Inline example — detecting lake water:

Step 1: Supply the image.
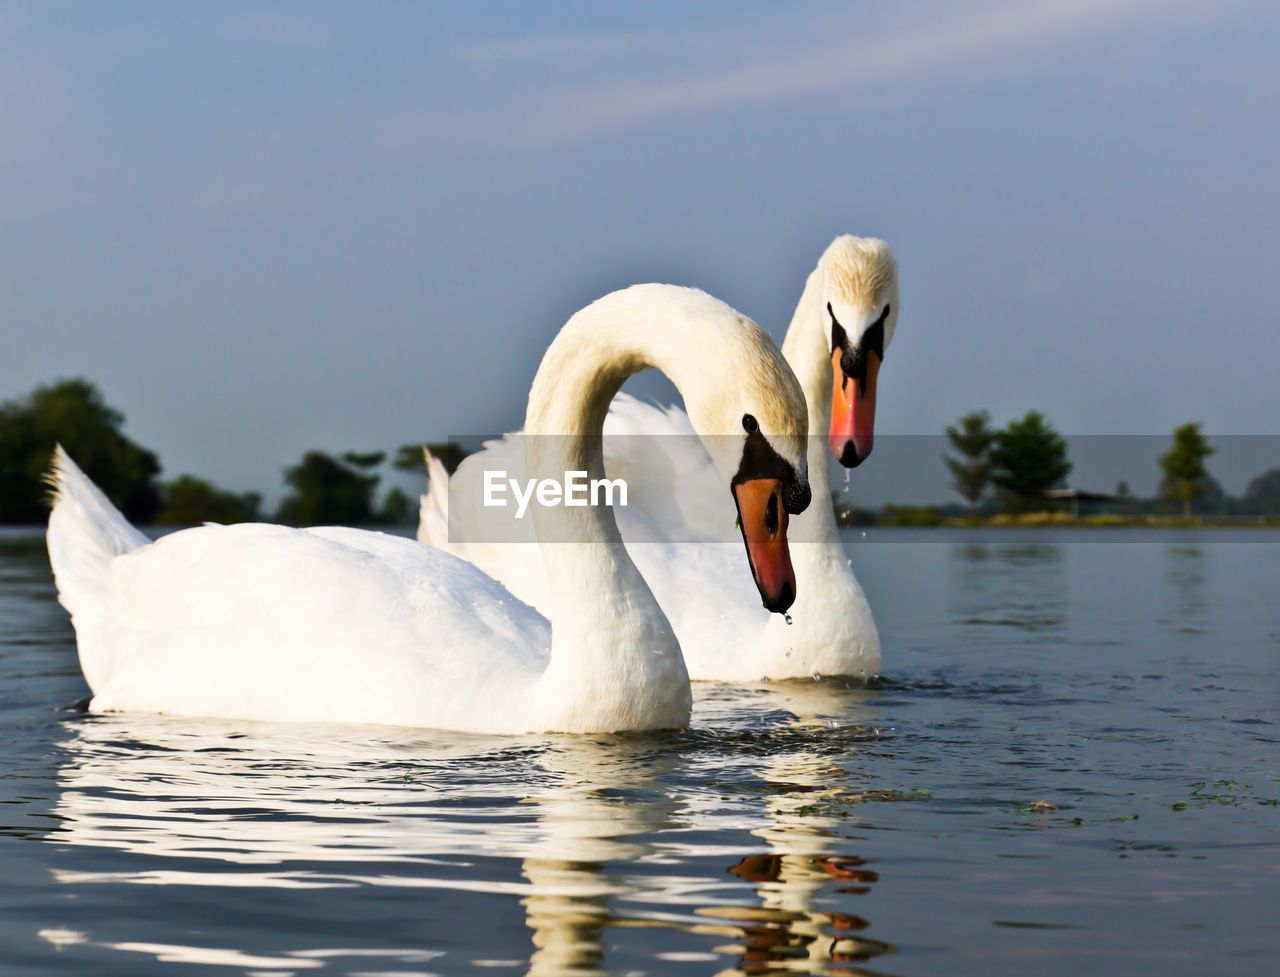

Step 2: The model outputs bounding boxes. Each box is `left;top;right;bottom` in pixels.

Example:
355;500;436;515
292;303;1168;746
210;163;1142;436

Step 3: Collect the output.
2;525;1278;976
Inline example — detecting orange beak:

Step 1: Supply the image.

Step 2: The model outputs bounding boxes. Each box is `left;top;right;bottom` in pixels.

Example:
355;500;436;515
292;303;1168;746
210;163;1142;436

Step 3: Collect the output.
829;347;879;468
733;478;796;614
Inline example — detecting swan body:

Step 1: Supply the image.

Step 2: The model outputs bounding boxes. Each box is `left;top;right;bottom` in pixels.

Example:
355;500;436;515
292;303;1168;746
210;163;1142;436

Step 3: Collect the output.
420;237;898;682
47;284;810;733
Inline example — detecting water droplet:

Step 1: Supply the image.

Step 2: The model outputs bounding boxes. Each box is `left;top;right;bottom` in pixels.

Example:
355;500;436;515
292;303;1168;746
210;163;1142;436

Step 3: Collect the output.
783;613;793;625
812;672;822;682
760;675;771;683
825;719;840;730
651;648;665;656
843;468;851;488
785;650;792;658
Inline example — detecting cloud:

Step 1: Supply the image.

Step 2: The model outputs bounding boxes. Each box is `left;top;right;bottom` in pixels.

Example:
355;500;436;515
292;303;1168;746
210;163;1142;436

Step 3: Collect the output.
475;0;1217;144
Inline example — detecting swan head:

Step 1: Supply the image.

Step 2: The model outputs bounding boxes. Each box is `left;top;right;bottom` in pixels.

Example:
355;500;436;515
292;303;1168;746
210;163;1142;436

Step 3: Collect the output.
674;301;811;614
731;412;811;614
820;236;899;468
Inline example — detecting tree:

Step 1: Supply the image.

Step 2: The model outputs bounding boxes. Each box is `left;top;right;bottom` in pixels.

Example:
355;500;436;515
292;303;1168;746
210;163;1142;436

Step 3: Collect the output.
0;378;161;523
394;441;469;477
1243;468;1280;515
277;451;380;526
156;475;261;526
1159;422;1216;519
343;450;386;470
943;410;996;518
989;411;1072;512
378;485;413;525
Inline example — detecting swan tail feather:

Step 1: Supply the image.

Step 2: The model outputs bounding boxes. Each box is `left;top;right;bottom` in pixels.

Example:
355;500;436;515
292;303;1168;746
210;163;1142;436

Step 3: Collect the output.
417;446;450;548
46;445;148;621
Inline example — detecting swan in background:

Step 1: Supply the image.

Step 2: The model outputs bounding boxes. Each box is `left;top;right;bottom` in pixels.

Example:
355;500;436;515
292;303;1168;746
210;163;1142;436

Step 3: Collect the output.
420;237;898;682
46;284;811;733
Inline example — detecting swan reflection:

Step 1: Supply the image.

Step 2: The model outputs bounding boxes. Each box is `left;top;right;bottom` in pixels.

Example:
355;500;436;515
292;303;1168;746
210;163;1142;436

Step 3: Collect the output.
696;682;896;974
46;683;894;974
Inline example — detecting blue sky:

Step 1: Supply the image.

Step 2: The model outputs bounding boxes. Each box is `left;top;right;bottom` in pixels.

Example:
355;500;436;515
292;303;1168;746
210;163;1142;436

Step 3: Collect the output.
2;1;1277;503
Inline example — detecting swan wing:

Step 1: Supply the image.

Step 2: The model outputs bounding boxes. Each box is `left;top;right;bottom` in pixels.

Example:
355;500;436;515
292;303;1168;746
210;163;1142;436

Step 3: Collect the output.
66;519;550;731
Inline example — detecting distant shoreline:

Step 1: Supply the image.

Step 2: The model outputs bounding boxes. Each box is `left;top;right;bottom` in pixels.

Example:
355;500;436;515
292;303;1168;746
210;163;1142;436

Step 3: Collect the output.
836;511;1280;530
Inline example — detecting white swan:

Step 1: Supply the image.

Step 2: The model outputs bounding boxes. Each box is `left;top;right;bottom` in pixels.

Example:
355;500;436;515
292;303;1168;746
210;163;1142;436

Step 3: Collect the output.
420;237;898;682
46;284;810;733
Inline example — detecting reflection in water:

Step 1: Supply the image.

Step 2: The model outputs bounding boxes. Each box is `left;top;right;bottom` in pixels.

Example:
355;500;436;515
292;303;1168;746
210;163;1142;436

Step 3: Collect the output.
43;690;896;975
709;769;894;973
521;739;678;977
950;541;1066;637
699;684;896;975
50;718;520;874
0;528;69;648
1162;544;1207;634
47;717;674;972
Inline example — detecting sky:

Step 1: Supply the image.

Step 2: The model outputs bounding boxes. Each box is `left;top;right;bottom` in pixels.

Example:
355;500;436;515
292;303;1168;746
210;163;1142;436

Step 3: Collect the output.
2;1;1278;505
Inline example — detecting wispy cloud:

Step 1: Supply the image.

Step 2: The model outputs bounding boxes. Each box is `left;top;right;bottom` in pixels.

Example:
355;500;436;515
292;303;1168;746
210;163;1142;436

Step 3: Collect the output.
473;0;1219;144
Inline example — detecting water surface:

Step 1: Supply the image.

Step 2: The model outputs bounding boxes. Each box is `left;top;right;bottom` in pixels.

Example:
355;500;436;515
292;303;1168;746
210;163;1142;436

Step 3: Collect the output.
2;526;1277;975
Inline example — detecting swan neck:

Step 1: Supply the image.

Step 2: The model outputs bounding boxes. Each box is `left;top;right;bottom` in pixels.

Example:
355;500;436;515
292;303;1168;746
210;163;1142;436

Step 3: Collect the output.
781;270;840;544
523;313;696;549
781;268;833;450
523;290;712;729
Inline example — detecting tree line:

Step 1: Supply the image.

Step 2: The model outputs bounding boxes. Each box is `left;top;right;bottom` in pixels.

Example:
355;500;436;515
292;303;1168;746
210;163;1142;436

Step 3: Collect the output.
0;379;441;527
2;379;1276;528
941;410;1279;520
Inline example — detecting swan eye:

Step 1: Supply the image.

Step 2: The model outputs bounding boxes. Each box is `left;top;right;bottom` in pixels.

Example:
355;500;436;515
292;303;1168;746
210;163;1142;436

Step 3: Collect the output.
742;414;758;434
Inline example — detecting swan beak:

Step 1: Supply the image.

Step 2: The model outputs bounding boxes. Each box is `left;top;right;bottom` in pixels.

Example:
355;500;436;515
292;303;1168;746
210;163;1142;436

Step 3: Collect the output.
733;478;796;614
829;347;879;468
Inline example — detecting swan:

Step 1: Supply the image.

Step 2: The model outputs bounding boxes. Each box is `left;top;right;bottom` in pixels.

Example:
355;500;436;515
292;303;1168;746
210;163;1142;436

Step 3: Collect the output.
45;284;811;734
419;237;898;682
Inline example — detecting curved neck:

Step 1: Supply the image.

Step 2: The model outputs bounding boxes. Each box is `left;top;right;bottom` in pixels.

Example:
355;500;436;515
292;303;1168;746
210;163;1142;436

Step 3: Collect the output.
524;286;749;729
525;287;741;555
525;315;668;657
